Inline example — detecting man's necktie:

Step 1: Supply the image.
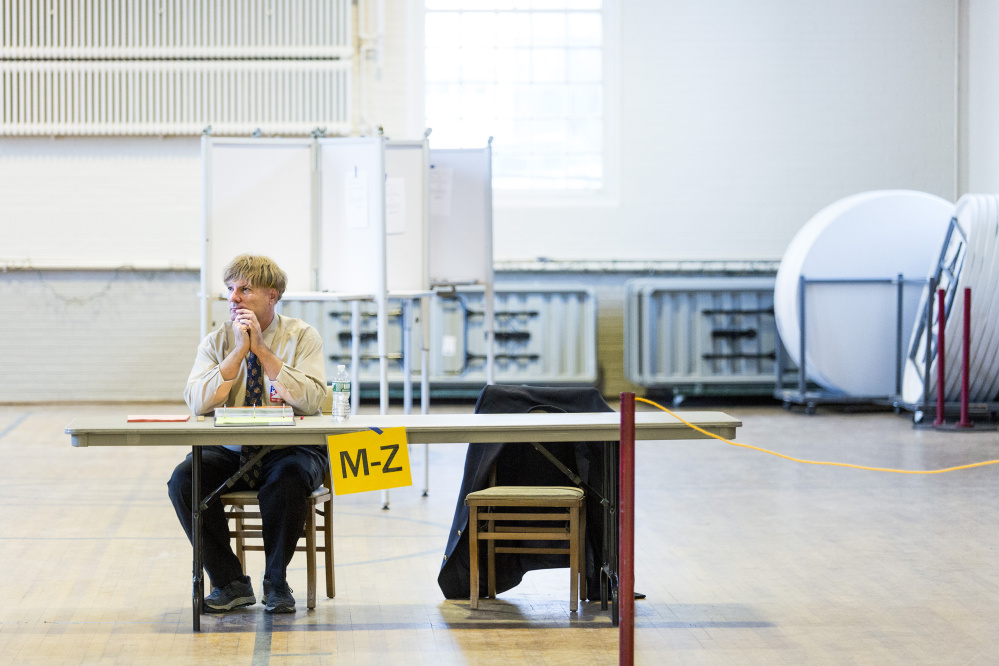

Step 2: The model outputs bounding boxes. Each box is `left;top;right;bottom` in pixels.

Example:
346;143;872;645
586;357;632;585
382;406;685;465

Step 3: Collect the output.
239;351;265;488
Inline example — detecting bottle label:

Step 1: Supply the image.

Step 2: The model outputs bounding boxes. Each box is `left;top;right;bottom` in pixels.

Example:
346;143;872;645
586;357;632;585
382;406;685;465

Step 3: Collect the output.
333;381;351;393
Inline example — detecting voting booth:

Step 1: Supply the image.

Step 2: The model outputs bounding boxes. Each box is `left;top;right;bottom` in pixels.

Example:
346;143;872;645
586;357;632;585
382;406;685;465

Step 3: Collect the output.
201;135;496;403
201;135;391;413
429;146;496;384
201;134;495;502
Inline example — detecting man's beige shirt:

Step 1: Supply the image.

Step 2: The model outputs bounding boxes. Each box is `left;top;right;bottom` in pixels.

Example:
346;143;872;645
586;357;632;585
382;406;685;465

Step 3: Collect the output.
184;314;327;417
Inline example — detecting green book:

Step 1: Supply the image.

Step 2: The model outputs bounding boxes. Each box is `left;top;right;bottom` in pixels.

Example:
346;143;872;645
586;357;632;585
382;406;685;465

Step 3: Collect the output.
213;407;296;427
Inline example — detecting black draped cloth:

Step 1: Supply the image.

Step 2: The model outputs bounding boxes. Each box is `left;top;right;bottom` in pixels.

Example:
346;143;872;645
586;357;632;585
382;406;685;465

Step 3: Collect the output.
437;384;613;600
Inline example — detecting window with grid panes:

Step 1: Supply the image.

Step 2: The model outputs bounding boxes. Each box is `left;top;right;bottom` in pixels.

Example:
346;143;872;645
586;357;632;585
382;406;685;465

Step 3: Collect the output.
425;1;605;192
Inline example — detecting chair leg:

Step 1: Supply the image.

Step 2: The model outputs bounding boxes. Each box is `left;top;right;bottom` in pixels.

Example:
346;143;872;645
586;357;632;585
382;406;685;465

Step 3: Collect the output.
233;507;246;574
469;506;479;610
323;497;335;598
487;513;496;599
306;502;317;609
579;501;587;602
569;506;579;612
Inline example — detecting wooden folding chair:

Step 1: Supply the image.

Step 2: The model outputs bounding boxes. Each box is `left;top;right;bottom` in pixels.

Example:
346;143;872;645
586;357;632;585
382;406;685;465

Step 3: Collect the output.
465;483;586;612
220;388;335;608
221;469;335;608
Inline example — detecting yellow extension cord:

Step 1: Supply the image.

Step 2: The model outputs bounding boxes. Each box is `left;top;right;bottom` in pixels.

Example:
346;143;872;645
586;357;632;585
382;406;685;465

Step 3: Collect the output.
635;396;999;475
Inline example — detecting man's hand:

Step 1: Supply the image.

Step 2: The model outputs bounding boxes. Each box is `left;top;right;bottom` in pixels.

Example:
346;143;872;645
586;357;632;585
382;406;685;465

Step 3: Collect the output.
232;307;265;353
219;317;249;382
231;307;285;381
270;380;295;404
219;309;256;382
231;311;251;354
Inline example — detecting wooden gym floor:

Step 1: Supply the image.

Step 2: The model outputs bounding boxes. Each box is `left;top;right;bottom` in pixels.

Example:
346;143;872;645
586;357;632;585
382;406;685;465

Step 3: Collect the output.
1;400;998;665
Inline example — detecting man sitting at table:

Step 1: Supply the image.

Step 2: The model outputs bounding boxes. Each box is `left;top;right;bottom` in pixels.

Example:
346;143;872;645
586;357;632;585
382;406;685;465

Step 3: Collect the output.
168;254;328;614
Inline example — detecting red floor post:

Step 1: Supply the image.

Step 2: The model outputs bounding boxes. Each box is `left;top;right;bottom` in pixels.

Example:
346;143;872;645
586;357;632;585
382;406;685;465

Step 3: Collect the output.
958;288;973;428
934;289;946;426
619;392;635;666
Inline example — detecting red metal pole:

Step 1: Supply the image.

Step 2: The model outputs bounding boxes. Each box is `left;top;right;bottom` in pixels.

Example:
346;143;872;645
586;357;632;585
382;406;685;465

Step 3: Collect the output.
619;392;635;666
934;288;946;426
958;288;973;428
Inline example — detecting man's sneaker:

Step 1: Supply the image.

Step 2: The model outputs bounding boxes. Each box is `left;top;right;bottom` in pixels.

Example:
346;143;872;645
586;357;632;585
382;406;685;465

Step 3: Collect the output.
204;576;255;613
262;579;296;614
260;577;282;604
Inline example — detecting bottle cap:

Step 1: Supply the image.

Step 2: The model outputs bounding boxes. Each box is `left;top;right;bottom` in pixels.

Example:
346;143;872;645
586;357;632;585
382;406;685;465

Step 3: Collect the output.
337;364;345;372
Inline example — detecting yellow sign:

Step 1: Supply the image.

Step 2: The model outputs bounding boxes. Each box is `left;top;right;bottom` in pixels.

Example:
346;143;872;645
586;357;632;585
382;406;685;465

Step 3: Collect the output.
327;427;413;495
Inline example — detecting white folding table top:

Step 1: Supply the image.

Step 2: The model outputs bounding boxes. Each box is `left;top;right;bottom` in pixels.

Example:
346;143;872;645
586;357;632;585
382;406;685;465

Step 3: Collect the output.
66;411;741;448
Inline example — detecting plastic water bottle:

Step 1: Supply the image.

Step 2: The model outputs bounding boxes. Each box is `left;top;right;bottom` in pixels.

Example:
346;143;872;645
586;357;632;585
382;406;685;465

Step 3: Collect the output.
331;365;351;422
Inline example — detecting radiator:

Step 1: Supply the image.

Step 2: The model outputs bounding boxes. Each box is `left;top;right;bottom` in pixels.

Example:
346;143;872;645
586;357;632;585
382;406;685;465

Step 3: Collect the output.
1;60;351;135
1;0;350;58
274;286;600;390
1;0;353;136
432;286;599;386
624;277;780;397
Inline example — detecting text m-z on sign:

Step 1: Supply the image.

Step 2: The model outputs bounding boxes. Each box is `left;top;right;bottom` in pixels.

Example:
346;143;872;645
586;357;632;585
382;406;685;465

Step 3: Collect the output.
327;427;412;495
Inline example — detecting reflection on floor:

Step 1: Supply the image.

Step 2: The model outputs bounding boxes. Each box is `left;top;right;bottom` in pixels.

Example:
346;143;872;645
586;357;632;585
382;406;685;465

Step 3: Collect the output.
1;401;998;664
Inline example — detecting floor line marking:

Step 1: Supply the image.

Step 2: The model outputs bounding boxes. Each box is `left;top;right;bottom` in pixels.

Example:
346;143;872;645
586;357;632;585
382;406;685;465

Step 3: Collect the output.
0;413;30;440
251;612;274;666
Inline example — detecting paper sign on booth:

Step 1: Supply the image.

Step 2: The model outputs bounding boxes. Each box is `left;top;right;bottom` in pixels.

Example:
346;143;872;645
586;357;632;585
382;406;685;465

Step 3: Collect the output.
327;427;412;495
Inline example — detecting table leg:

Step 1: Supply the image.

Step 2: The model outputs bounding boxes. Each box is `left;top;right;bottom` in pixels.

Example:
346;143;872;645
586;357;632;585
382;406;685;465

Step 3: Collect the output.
601;436;619;615
192;446;203;632
609;438;621;624
600;440;610;611
619;393;636;665
190;444;275;631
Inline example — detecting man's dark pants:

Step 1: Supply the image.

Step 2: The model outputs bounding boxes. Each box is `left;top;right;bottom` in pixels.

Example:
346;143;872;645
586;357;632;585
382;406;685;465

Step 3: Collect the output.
167;445;327;589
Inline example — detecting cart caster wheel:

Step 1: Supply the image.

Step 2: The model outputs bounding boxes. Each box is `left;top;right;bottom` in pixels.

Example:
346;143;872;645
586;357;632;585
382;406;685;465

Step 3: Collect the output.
913;410;924;424
672;394;685;408
782;401;792;412
805;402;817;415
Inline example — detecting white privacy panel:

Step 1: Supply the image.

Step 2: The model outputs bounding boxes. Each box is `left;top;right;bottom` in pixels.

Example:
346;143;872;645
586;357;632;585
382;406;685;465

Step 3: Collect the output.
385;140;429;293
317;136;386;295
428;146;493;285
204;139;314;297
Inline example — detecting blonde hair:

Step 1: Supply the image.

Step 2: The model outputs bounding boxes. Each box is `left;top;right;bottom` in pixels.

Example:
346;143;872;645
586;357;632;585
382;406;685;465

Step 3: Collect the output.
222;255;288;300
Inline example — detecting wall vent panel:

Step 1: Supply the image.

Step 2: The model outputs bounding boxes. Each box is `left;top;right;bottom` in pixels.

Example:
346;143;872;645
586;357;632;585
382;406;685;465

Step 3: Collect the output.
1;0;351;59
1;60;351;135
624;277;781;398
1;0;353;136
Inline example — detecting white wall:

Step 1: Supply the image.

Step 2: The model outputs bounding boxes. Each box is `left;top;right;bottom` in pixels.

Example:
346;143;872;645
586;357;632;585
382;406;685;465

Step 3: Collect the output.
0;0;962;269
1;0;989;402
0;137;201;268
488;0;960;263
962;0;999;194
0;270;200;402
